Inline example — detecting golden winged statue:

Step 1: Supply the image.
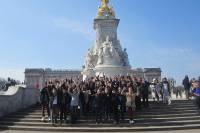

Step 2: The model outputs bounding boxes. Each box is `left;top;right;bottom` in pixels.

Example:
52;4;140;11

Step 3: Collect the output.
101;0;109;6
97;0;115;18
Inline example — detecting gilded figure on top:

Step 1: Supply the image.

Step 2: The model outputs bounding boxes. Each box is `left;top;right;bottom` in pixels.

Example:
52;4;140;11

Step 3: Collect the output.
97;0;115;18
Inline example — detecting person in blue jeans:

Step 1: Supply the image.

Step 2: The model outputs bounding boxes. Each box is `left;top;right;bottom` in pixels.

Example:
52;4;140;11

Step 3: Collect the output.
50;85;58;125
40;83;50;122
192;80;200;112
68;85;80;124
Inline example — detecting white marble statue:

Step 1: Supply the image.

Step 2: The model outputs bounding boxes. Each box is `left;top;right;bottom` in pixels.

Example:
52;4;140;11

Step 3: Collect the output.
102;36;112;58
97;36;112;65
110;41;122;65
85;49;94;69
97;47;103;65
123;48;130;66
96;36;124;66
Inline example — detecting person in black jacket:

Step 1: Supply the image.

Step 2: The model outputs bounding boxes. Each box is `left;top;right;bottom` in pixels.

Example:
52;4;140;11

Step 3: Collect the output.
59;83;71;124
118;86;127;122
104;84;112;122
183;75;191;100
141;80;150;108
111;89;120;124
40;82;50;122
95;88;104;124
135;80;142;111
56;81;64;124
89;77;96;94
50;85;58;125
79;85;86;117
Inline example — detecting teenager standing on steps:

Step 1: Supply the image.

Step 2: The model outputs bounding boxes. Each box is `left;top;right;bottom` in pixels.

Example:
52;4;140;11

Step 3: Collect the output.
104;84;112;122
118;86;127;122
68;84;80;124
51;83;58;125
141;79;150;108
150;79;156;102
40;82;50;122
62;82;71;123
125;84;136;124
161;78;171;105
135;79;142;111
154;79;162;103
111;88;120;124
94;88;104;124
57;81;64;125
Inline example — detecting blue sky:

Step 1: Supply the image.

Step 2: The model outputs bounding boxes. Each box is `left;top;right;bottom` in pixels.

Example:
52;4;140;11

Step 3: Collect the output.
0;0;199;85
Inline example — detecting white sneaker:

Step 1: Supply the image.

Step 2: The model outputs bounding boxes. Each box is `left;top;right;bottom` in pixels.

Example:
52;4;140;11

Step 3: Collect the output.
168;99;171;105
131;120;135;124
129;120;132;124
41;117;45;122
48;117;51;122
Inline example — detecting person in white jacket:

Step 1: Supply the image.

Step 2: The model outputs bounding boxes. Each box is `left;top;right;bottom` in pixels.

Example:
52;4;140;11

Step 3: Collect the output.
150;79;162;103
161;78;171;105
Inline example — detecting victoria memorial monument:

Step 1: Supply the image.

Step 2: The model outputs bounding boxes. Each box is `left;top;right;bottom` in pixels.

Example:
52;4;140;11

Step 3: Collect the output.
82;0;131;78
25;0;161;89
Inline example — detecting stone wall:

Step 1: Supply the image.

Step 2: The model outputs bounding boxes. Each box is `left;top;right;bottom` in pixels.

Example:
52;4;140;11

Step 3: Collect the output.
0;85;38;117
25;68;82;89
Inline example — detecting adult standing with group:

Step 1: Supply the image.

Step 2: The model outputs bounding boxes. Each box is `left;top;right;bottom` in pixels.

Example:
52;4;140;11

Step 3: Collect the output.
183;75;191;100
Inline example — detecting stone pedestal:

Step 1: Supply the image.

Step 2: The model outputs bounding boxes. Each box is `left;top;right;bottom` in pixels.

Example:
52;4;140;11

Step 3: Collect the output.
95;65;131;77
82;68;96;79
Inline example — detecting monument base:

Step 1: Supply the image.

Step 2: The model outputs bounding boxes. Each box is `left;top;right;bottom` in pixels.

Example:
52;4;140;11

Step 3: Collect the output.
95;65;131;77
82;65;131;79
82;68;96;80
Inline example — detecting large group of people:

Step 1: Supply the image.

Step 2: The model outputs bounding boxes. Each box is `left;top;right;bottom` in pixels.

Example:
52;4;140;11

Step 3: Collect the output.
40;76;174;126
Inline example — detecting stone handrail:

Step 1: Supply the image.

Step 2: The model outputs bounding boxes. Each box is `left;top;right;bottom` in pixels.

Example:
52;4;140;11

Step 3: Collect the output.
0;85;39;117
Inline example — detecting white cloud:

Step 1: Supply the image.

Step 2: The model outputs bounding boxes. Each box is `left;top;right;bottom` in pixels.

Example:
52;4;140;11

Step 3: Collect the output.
53;17;95;40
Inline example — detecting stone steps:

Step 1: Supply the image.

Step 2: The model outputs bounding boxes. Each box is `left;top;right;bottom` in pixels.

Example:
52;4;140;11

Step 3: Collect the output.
7;112;200;119
12;106;198;114
16;107;198;114
0;100;200;132
2;115;200;123
8;111;199;120
1;119;200;127
1;124;200;132
11;110;198;117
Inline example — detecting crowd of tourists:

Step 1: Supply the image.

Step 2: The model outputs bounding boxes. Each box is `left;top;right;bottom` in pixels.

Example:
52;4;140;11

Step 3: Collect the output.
40;76;173;126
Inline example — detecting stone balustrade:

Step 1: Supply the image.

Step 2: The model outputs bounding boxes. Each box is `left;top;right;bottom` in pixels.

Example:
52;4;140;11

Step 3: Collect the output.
0;85;38;117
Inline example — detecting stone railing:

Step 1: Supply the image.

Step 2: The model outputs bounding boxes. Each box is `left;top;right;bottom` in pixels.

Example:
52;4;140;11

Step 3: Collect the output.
0;85;39;117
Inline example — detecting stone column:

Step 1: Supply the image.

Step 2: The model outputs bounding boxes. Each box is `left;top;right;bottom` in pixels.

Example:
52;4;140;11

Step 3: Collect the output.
94;19;119;48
